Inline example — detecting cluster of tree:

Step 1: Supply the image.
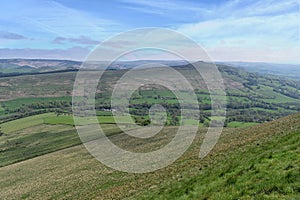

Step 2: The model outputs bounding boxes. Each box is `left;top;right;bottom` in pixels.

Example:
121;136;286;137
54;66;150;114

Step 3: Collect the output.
0;127;3;136
6;101;72;114
226;91;264;99
226;109;292;123
129;103;181;126
284;81;300;90
133;116;151;126
218;65;244;79
1;101;73;123
227;101;277;110
0;109;48;124
273;87;299;99
0;69;78;78
243;75;259;88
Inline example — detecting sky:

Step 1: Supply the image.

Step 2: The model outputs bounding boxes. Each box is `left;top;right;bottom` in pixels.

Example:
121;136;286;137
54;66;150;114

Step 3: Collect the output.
0;0;299;63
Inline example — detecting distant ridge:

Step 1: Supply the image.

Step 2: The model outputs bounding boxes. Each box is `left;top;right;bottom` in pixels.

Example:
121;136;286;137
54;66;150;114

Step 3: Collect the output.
217;61;300;78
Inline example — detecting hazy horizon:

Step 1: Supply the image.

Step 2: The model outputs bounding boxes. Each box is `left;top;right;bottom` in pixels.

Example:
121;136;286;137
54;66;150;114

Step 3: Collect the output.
1;57;300;65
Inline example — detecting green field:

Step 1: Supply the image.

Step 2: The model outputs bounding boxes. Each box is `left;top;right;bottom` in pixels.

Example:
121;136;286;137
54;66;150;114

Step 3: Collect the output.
1;113;53;134
0;65;299;127
258;85;300;103
0;125;79;166
44;115;135;125
0;62;300;199
0;113;137;166
0;113;299;199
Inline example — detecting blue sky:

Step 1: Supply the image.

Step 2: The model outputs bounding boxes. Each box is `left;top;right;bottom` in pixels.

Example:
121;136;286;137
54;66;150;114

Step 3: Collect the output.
0;0;299;63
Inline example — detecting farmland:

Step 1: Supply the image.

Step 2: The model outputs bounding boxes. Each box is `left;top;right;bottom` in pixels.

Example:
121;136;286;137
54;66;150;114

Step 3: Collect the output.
1;0;299;198
0;63;299;127
0;60;299;199
0;113;299;199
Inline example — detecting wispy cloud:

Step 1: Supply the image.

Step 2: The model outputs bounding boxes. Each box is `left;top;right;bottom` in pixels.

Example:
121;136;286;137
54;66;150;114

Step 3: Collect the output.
0;0;298;63
118;0;299;24
177;13;299;44
118;0;211;16
0;31;28;40
174;0;300;63
0;47;90;60
19;1;120;38
53;36;99;45
0;0;122;44
205;46;300;63
239;0;299;16
121;5;165;15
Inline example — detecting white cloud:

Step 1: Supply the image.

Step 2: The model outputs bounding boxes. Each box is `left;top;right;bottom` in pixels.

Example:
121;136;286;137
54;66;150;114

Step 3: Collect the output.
178;13;299;43
1;0;121;40
175;0;300;63
0;47;90;61
26;1;119;37
206;46;300;63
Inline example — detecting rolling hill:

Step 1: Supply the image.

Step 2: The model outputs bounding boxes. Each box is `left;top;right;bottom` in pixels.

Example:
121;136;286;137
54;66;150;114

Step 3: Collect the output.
218;61;300;79
0;59;299;199
0;60;299;127
0;113;299;199
0;59;81;74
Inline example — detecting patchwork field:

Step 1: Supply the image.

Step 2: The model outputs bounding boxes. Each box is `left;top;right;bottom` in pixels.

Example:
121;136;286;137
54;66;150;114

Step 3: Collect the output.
0;61;299;199
0;113;299;199
0;64;299;128
0;113;137;167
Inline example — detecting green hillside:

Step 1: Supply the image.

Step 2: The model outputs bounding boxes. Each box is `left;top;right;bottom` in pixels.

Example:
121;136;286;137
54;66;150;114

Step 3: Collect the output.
0;62;299;127
0;60;299;199
137;125;300;199
0;113;299;199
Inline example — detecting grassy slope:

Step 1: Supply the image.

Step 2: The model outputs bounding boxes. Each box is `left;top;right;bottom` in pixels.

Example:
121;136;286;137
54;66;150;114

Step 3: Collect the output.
1;113;53;133
0;72;75;100
227;121;259;128
137;129;300;199
0;113;299;199
44;115;134;125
